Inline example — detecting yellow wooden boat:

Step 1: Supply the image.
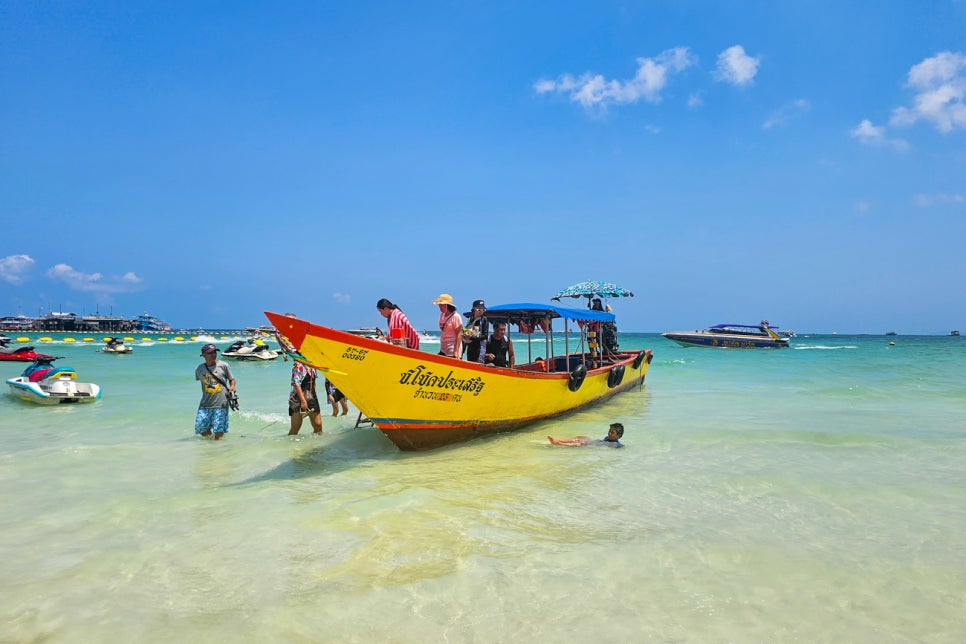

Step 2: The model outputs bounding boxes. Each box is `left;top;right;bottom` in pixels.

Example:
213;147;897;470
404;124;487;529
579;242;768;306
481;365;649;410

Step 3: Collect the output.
265;303;653;450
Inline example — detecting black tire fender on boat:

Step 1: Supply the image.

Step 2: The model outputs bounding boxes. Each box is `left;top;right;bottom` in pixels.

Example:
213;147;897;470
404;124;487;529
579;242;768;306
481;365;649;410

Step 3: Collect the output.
568;364;587;392
633;350;647;370
607;364;626;388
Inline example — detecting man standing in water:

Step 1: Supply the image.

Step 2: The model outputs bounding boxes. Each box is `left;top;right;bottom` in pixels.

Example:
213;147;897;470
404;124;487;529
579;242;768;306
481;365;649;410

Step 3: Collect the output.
194;343;236;440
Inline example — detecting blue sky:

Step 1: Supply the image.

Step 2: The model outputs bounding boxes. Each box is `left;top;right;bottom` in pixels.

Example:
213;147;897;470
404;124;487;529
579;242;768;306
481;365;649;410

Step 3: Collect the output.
2;1;964;333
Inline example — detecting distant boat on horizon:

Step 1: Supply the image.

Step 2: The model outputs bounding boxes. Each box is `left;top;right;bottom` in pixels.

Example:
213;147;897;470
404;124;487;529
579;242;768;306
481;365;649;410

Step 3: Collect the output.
136;313;172;333
952;330;961;336
885;331;897;336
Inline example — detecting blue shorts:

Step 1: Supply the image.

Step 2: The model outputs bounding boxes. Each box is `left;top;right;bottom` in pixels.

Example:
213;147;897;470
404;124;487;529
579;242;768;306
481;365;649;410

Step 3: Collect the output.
195;407;229;435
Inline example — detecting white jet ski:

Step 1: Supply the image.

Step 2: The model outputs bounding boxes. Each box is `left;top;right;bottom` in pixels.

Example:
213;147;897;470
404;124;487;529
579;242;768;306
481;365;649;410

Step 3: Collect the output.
101;337;133;354
221;338;279;360
7;357;102;405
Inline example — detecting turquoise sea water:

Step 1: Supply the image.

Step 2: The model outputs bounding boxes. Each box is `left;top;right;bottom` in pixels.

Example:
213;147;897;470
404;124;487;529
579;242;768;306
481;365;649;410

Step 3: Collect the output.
1;331;964;642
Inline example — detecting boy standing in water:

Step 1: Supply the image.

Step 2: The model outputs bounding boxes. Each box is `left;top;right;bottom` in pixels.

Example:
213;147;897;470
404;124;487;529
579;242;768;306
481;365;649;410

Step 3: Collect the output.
548;423;624;447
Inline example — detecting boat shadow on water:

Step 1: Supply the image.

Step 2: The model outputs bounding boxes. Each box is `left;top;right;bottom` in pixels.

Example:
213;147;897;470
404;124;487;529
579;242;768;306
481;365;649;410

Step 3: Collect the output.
230;427;401;486
230;413;572;487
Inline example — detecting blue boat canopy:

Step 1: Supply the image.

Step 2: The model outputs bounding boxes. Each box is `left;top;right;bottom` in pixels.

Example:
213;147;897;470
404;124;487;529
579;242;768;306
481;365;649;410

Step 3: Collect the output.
711;324;766;330
485;302;615;324
710;323;782;331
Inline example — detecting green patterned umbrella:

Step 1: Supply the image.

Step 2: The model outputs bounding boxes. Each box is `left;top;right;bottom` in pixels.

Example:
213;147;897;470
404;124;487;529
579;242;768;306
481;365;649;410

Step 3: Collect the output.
552;280;634;305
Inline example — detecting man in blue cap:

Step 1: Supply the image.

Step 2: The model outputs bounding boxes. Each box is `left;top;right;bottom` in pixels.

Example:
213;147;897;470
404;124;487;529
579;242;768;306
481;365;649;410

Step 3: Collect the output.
194;343;236;440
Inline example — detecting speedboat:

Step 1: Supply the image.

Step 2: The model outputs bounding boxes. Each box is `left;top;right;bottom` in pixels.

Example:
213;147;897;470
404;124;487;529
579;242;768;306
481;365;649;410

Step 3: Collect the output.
662;321;790;348
265;303;654;451
222;338;279;360
7;357;102;405
0;336;55;363
101;338;133;354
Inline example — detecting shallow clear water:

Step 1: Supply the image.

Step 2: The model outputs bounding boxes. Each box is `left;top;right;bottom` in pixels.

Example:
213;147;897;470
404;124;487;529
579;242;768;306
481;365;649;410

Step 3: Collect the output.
1;333;964;641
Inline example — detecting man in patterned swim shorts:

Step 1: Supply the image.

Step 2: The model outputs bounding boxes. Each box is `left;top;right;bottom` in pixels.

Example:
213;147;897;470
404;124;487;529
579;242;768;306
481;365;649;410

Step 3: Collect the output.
194;343;236;440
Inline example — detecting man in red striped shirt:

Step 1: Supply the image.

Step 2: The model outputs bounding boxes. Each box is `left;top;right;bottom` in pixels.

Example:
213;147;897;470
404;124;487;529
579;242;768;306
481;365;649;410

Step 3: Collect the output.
376;298;421;350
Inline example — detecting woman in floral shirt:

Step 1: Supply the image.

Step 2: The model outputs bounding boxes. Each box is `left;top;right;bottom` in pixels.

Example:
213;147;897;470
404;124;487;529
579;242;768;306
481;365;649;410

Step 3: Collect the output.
288;360;322;435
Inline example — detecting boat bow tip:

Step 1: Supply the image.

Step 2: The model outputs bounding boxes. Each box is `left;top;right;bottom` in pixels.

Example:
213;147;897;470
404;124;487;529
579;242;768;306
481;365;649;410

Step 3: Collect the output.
264;311;310;348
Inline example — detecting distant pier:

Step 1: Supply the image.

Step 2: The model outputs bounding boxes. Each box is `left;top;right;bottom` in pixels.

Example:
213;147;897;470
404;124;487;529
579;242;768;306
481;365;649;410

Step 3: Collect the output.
0;312;172;333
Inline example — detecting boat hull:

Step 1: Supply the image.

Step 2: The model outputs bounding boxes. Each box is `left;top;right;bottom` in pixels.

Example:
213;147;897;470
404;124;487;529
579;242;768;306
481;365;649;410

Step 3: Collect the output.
662;331;788;349
6;376;102;405
266;312;652;450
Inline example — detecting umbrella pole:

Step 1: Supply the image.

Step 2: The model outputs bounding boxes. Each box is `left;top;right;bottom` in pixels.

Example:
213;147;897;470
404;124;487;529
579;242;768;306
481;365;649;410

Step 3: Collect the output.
527;328;532;364
564;318;569;365
545;317;552;371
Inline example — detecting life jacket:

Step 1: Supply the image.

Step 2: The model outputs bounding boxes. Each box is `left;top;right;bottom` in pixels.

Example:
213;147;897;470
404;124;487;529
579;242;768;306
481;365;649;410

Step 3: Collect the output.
486;334;511;367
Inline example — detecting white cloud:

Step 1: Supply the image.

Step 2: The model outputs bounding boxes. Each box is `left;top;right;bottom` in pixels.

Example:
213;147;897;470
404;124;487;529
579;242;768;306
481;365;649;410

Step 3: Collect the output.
915;193;965;207
849;119;909;151
687;92;703;108
763;98;811;129
0;254;36;284
713;45;760;86
534;47;697;109
46;263;144;294
854;201;872;213
533;79;557;94
332;292;351;304
850;119;885;142
890;51;966;133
